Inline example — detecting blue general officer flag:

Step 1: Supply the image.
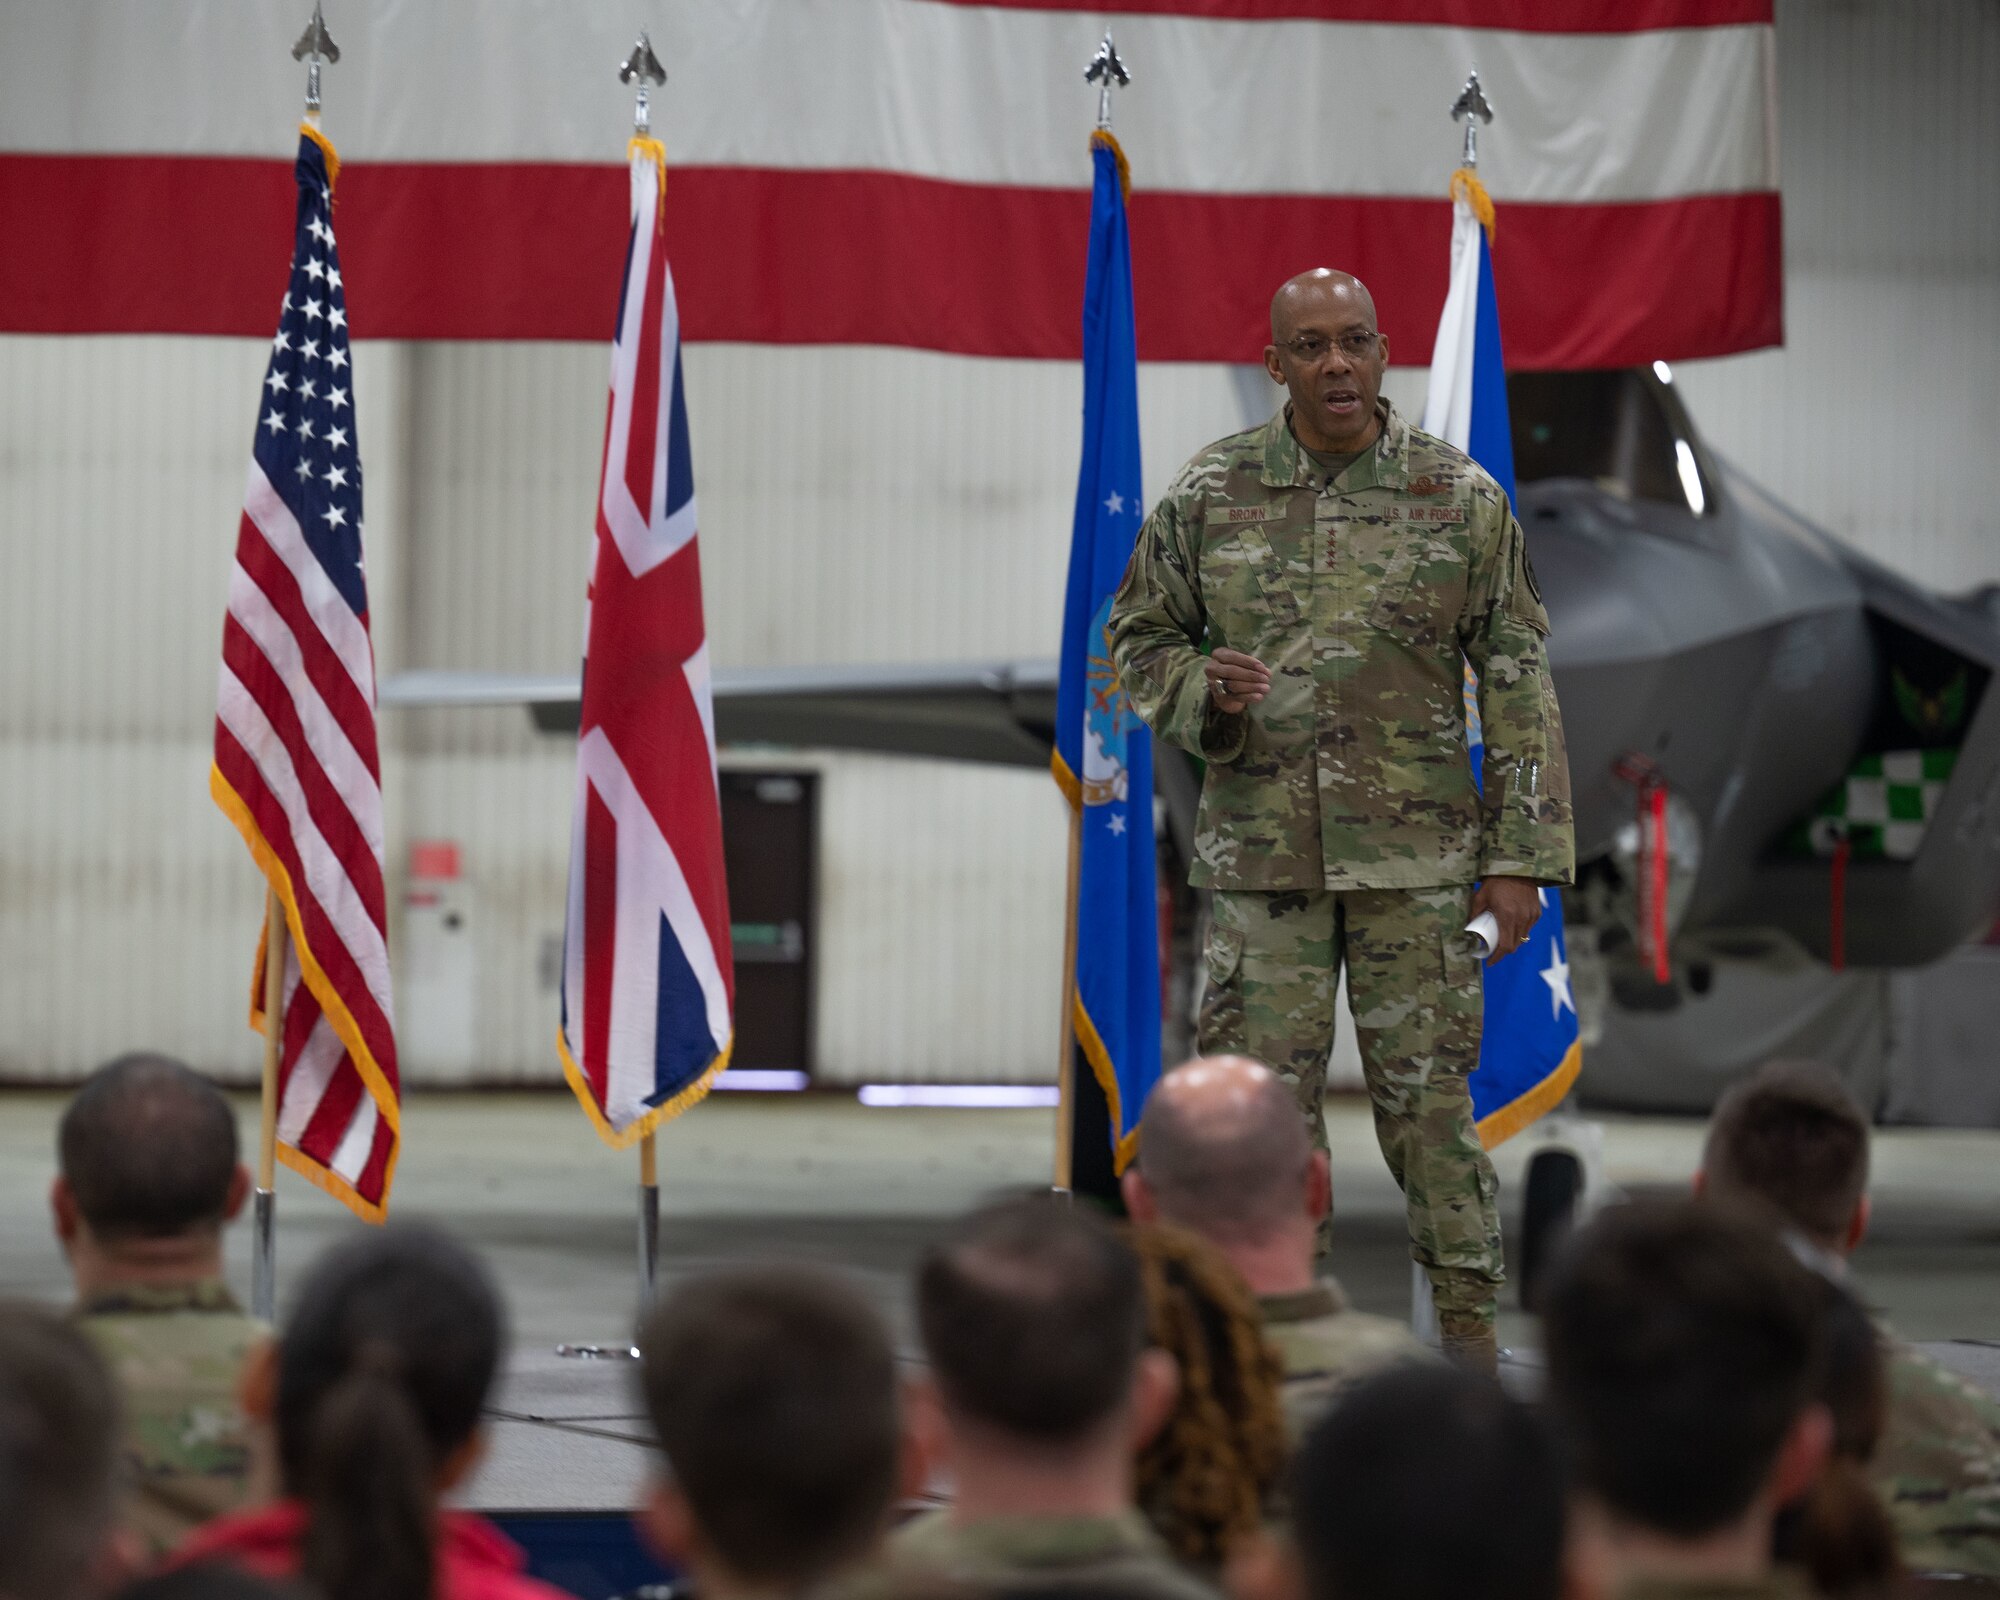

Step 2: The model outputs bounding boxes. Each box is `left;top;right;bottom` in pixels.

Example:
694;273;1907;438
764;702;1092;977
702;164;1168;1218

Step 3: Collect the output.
1422;176;1581;1144
1052;131;1160;1172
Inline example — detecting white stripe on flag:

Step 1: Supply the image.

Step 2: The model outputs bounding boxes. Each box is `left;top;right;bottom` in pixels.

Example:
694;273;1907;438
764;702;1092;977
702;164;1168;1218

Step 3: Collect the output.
217;665;394;1022
4;3;1774;203
243;465;379;708
227;563;386;859
329;1094;379;1184
278;1008;347;1146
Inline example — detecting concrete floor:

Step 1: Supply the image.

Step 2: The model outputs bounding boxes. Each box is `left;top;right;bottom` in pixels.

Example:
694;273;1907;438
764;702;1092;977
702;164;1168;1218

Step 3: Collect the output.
4;1088;1997;1510
7;1086;1999;1343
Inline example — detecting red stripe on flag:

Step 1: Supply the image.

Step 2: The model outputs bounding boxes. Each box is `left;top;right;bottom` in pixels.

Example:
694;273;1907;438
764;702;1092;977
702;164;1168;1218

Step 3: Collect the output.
582;782;618;1104
925;0;1770;27
222;618;388;929
235;524;383;778
280;977;318;1065
214;730;398;1077
0;155;1782;368
297;1061;364;1168
355;1114;397;1205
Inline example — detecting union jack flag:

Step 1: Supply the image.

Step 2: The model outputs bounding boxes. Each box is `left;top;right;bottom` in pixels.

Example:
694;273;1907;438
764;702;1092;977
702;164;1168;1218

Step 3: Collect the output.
210;128;398;1221
559;146;734;1144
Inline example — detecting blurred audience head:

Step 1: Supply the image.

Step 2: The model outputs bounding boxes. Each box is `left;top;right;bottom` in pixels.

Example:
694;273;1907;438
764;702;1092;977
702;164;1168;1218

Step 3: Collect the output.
1541;1200;1831;1574
638;1266;904;1596
54;1054;249;1286
1775;1275;1901;1600
1288;1363;1566;1600
1700;1058;1870;1255
0;1301;124;1600
1125;1057;1327;1290
1130;1223;1286;1569
916;1195;1173;1500
254;1225;502;1600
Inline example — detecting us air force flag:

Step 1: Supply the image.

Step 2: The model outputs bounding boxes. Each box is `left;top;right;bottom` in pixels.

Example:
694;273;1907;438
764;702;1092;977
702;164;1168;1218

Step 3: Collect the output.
1424;178;1582;1145
1052;132;1160;1172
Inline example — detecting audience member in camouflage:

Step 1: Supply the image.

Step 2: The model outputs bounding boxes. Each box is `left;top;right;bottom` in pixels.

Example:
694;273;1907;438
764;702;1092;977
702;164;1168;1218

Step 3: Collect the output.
77;1282;262;1558
53;1053;262;1557
1109;271;1573;1368
1700;1058;2000;1579
893;1509;1219;1600
1875;1332;2000;1576
904;1198;1219;1600
1124;1055;1428;1439
1259;1280;1430;1447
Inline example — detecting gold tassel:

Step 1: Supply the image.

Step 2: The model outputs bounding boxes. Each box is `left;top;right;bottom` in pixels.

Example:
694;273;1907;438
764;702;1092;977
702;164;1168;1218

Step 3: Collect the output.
629;135;668;230
299;120;341;196
1090;128;1131;202
1449;166;1495;241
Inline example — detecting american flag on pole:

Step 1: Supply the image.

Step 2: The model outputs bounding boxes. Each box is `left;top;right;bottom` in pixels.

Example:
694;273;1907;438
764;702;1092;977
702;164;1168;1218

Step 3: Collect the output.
558;143;734;1146
210;127;399;1222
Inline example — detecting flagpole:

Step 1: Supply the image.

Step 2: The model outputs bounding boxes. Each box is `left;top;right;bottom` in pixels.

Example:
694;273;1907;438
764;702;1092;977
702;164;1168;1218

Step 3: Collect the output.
638;1131;661;1302
1053;32;1132;1200
626;28;670;1310
1053;805;1083;1195
252;886;288;1322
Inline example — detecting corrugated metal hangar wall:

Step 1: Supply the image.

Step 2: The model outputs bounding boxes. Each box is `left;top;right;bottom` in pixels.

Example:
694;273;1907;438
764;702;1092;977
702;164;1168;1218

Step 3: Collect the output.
1;0;1994;1085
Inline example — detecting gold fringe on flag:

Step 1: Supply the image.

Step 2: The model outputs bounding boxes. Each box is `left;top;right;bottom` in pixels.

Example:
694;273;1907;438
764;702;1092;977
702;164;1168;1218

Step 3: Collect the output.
1449;166;1495;241
630;135;669;229
299;121;341;196
1090;128;1131;201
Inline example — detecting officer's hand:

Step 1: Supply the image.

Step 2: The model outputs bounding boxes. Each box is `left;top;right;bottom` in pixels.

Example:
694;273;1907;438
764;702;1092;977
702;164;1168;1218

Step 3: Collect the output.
1470;876;1543;963
1206;649;1271;714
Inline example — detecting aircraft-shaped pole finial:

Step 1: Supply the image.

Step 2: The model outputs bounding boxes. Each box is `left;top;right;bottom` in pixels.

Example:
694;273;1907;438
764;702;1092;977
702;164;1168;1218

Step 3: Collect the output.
620;32;668;136
1450;68;1494;168
1085;32;1131;131
291;2;340;120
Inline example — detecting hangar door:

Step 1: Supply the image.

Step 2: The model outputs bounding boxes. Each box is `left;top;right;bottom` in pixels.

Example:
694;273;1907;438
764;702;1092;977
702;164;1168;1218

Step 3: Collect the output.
722;771;818;1078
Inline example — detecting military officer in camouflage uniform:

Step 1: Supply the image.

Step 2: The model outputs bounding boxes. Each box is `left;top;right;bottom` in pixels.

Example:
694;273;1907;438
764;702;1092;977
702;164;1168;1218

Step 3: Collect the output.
1108;269;1572;1369
55;1054;264;1556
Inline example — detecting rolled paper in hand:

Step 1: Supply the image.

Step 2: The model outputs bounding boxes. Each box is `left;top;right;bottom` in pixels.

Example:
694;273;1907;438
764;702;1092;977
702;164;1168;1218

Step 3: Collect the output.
1465;910;1500;959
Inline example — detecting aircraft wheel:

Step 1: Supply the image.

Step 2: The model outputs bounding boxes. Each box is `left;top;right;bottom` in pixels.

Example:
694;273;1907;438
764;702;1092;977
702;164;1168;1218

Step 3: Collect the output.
1517;1148;1584;1313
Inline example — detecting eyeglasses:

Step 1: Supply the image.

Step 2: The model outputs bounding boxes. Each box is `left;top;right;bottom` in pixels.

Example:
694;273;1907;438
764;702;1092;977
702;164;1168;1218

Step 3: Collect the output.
1281;329;1379;364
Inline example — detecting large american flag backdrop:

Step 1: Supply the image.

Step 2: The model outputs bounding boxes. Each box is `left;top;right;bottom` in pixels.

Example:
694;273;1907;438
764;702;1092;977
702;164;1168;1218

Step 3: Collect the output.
210;128;398;1222
558;146;735;1147
1;1;1779;367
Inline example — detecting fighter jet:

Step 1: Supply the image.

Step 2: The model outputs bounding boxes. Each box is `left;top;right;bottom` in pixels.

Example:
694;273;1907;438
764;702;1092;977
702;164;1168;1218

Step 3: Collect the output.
382;366;2000;1084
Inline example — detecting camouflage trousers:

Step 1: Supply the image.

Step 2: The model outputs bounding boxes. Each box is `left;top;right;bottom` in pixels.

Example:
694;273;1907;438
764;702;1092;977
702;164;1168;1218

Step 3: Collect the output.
1198;884;1504;1330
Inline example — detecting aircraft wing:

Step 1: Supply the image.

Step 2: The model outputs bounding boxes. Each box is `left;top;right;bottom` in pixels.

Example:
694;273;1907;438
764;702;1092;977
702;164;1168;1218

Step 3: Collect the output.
379;660;1061;769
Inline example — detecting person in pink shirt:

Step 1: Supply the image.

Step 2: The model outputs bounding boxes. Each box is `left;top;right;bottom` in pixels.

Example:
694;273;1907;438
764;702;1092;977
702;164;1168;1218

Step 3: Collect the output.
170;1225;576;1600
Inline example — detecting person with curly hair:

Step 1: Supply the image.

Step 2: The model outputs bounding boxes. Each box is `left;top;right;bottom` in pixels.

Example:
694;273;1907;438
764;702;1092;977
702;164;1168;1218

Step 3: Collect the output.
1128;1223;1287;1571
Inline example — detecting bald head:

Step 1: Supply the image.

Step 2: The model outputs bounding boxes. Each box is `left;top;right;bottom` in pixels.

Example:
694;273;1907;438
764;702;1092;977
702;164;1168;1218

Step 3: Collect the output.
1264;269;1389;457
1270;269;1377;344
1136;1057;1313;1243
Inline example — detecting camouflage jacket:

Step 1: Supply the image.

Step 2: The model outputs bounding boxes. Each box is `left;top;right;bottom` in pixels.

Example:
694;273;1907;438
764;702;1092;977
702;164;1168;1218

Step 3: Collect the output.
1108;403;1573;891
891;1508;1220;1600
76;1279;265;1559
1874;1328;2000;1577
1259;1280;1434;1447
1612;1573;1816;1600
